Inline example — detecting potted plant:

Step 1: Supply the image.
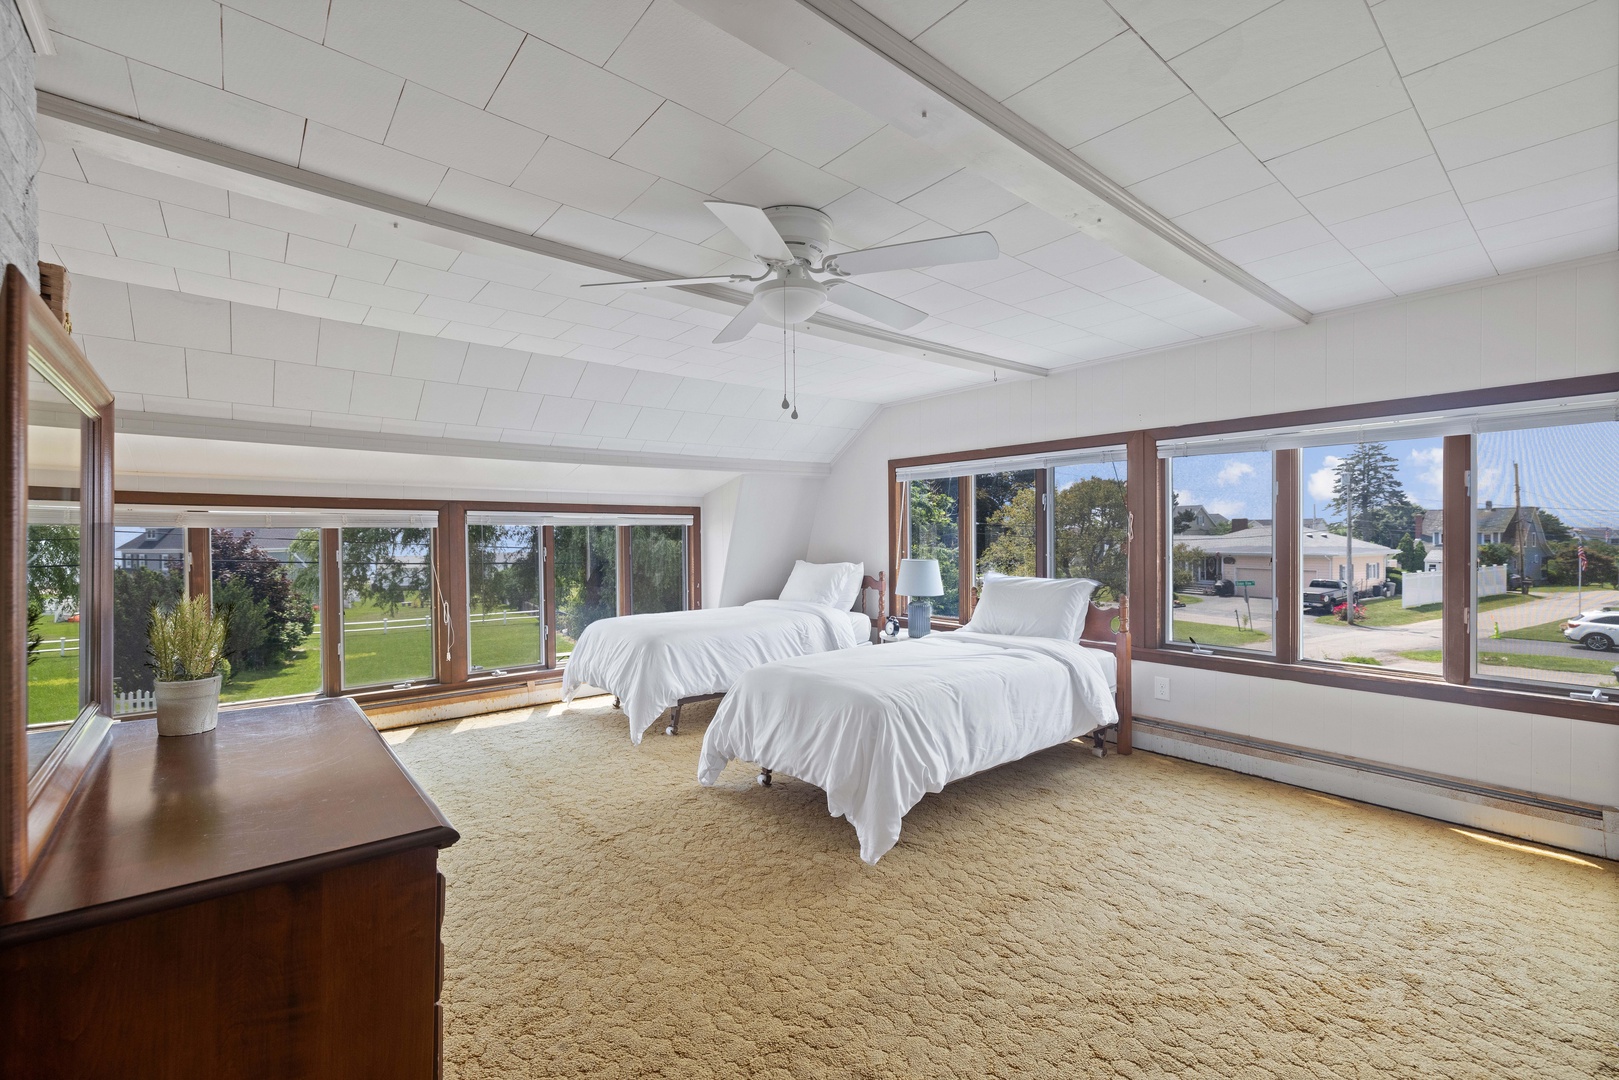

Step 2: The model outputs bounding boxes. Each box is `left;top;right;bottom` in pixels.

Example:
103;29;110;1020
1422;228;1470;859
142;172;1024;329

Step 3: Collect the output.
149;596;228;737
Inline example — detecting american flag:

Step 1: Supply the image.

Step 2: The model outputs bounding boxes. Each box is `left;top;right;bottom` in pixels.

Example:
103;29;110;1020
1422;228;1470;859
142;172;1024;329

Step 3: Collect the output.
1577;543;1587;572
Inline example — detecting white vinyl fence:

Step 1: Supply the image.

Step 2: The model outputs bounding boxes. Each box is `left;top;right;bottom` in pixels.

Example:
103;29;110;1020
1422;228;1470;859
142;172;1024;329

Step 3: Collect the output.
114;689;155;715
1403;564;1507;607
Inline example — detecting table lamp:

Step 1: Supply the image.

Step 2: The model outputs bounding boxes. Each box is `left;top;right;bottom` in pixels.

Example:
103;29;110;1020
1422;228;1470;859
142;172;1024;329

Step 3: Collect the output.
894;558;944;637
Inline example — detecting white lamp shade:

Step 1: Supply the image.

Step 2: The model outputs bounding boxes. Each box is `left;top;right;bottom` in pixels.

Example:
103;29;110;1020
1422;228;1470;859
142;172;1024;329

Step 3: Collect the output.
895;558;944;597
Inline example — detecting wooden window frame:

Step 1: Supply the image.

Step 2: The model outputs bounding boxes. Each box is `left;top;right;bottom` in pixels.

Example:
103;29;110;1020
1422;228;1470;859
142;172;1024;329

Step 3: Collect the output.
890;372;1619;727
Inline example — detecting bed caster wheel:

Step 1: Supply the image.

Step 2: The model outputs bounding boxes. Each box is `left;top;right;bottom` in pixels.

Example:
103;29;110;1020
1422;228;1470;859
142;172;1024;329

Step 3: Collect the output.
1091;746;1106;759
665;725;677;737
757;769;772;787
612;697;621;710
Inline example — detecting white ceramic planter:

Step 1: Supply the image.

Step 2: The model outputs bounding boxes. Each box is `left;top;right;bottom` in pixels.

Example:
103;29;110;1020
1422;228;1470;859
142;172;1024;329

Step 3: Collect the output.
154;673;222;737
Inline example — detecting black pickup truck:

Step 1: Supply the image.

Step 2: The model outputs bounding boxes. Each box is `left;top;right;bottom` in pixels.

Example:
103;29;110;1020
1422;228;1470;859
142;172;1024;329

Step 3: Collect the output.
1302;578;1351;613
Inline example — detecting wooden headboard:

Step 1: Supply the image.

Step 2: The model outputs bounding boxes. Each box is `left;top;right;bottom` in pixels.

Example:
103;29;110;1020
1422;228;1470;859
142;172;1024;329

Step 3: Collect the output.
857;571;885;625
1079;596;1132;755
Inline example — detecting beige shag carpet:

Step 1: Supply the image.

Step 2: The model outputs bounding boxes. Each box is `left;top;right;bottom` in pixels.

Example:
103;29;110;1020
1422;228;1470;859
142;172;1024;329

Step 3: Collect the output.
388;697;1619;1079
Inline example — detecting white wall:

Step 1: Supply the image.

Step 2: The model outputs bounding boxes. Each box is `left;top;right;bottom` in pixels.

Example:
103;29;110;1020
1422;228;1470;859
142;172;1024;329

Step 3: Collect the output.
0;3;37;286
703;473;827;607
807;256;1619;809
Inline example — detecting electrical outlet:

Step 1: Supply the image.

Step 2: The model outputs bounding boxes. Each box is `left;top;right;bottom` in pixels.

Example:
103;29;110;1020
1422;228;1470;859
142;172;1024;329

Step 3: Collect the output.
1153;676;1170;701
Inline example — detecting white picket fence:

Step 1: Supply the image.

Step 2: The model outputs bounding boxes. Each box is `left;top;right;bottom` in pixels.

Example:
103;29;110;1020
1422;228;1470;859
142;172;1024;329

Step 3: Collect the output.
114;689;155;715
1402;563;1507;607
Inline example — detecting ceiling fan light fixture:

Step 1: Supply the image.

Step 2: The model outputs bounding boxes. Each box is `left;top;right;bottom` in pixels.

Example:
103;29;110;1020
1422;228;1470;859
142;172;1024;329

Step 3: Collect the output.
755;269;826;327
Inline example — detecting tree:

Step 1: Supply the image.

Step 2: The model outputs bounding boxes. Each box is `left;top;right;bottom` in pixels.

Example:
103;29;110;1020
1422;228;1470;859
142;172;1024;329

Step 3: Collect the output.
1395;535;1428;573
111;566;184;693
553;525;618;637
1172;543;1206;593
1053;476;1128;600
1330;443;1404;523
340;528;431;617
26;599;43;666
26;524;80;607
211;530;315;675
1537;511;1572;543
629;525;685;613
1477;541;1515;567
1545;540;1617;587
907;480;961;617
976;487;1037;578
468;525;539;614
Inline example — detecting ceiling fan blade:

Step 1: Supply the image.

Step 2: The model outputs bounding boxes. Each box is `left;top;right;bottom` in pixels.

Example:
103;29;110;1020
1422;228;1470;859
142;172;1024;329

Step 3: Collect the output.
823;280;927;331
582;273;752;291
704;201;794;263
827;231;999;277
713;296;767;344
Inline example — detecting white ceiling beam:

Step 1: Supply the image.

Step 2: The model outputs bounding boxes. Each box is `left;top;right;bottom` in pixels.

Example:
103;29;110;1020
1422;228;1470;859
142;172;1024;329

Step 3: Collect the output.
678;0;1312;330
36;92;1049;380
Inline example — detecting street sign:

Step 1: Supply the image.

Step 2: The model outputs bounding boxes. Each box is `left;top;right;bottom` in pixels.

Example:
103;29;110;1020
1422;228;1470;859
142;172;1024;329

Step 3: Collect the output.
1235;580;1255;587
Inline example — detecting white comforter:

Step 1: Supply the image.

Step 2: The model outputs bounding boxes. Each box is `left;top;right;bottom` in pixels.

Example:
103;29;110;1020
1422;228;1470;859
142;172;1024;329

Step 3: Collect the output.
561;600;866;743
697;631;1118;864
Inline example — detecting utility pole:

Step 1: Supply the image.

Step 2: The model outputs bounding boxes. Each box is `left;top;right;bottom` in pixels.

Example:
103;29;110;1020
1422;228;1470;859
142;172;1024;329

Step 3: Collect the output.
1513;461;1526;593
1344;459;1355;626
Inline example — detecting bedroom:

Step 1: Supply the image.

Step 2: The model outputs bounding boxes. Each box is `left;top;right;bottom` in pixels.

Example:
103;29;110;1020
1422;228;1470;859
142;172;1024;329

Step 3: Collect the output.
0;1;1615;1076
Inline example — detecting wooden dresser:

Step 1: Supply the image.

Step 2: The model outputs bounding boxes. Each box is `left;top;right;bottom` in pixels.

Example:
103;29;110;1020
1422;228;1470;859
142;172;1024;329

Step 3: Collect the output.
0;698;458;1079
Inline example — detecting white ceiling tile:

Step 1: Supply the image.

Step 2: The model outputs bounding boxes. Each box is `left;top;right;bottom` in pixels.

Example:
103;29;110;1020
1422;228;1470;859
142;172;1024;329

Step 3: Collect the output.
605;0;784;123
300;123;448;204
384;83;545;185
75;152;229;216
1064;257;1158;294
83;337;188;397
1015;231;1126;277
128;285;232;350
349;371;426;419
1486;223;1618;273
221;0;330;41
383;263;485;302
231;303;318;363
476;389;544;429
519;354;587;397
227;192;355;246
1222;49;1409;161
486;37;662;159
1169;0;1383;117
162;204;287;260
914;0;1125;101
1077;93;1237;186
331;277;427;313
922;252;1030;290
1264;110;1432;195
459;344;529;390
348;224;461;270
1102;276;1191;308
1298;155;1453;225
1108;0;1283;61
530;395;590;434
553;299;633;330
425;171;560;235
669;410;722;443
1464;166;1618;231
513;139;658;218
1427;68;1619;170
450;253;548;291
233;403;312;426
1015;286;1110;319
1353;219;1481;268
1476;197;1618;252
231;255;335;297
417;296;504;326
821;188;927;248
1401;3;1616;127
34;34;138;114
1372;0;1590;75
185;349;275;405
473;282;566;318
613;102;772;193
973;268;1072;306
462;0;649;66
325;0;523;107
175;271;280;307
40;212;113;255
128;62;306;165
1209;214;1333;263
46;176;177;247
627;407;682;442
943;298;1027;328
48;0;221;86
221;9;402;141
38;141;86;183
536;206;656;259
277;290;368;322
380;417;446;438
899;170;1024;231
1010;38;1191;154
1449;123;1617;204
1370;242;1496;293
490;312;568;338
1258;258;1394;310
1126;144;1274;219
574;363;639;403
1085;314;1195;349
711;150;856;210
1242;239;1358;281
623;235;730;277
1328;191;1467;249
1173;182;1309;243
581;401;641;438
979;203;1075;255
562;325;635;351
274;360;353;412
392;335;467;381
415;381;488;425
106;226;230;276
316;319;398;373
824;127;959;203
286;234;395;282
364;308;449;336
727;70;886;168
615;180;727;245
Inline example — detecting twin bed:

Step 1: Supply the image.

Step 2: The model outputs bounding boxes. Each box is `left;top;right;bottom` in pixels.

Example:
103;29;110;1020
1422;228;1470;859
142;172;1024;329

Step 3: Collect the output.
562;564;1130;864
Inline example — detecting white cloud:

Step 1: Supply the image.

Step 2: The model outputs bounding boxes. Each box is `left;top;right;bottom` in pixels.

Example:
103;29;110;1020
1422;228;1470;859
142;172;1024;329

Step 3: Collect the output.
1205;499;1246;518
1216;460;1254;486
1307;455;1341;503
1408;446;1443;504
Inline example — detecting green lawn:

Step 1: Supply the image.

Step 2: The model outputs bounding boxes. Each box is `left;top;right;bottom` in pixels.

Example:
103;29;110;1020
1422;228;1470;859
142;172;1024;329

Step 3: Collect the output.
26;653;81;726
1176;623;1270;649
1315;591;1540;628
1400;649;1619;679
1498;618;1570;643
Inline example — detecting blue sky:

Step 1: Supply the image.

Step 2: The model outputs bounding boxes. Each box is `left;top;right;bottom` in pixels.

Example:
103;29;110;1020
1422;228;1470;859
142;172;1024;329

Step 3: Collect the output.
1171;421;1619;529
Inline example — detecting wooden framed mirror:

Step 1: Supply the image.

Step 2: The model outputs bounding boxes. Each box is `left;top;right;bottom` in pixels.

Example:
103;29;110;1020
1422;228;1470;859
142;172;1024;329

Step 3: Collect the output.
2;264;115;896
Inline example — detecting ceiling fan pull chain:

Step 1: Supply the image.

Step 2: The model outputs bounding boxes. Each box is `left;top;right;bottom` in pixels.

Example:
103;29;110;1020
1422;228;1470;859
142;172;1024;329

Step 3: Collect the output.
790;321;798;420
781;320;790;410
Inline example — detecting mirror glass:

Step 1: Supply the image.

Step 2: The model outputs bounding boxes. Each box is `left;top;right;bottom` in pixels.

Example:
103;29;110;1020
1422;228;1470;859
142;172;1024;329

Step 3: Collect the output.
25;374;83;774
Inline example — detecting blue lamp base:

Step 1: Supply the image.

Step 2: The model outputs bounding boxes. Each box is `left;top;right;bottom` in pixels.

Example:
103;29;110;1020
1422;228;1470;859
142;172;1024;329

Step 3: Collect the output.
907;599;933;637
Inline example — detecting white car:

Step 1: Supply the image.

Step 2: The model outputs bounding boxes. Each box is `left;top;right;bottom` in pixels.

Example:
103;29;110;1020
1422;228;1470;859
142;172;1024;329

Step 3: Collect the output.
1563;609;1619;651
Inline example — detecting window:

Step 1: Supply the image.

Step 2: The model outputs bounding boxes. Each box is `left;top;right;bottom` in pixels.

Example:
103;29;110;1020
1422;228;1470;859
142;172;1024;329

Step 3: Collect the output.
906;478;960;620
1164;449;1273;654
1298;437;1443;676
26;508;81;727
211;528;321;703
112;523;185;712
1473;420;1619;691
630;525;687;614
974;469;1038;579
466;524;544;673
1052;458;1128;600
553;525;617;662
340;528;434;688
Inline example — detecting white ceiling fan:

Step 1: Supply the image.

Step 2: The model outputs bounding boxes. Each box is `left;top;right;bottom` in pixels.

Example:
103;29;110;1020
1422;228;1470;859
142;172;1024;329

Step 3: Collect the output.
583;203;999;344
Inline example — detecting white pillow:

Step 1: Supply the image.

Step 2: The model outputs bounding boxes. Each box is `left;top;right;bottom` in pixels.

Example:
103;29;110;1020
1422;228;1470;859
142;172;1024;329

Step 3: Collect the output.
963;572;1097;640
779;560;864;608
